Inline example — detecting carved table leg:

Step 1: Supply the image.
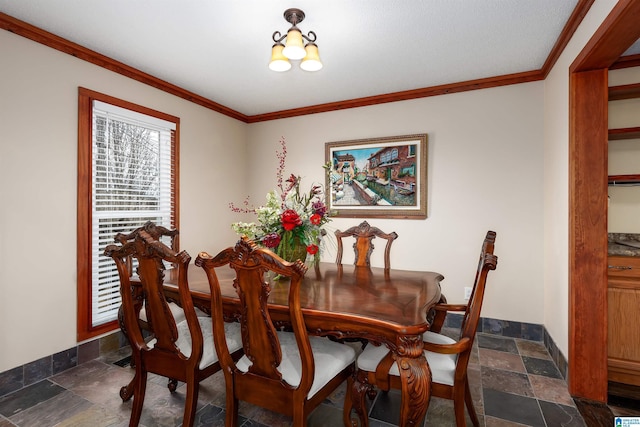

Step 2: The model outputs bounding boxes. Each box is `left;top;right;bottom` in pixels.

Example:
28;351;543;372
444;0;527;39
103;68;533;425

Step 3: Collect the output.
394;335;431;427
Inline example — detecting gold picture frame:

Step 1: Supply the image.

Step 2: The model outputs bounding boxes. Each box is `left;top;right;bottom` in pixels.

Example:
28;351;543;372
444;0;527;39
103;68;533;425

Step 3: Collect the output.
325;134;427;219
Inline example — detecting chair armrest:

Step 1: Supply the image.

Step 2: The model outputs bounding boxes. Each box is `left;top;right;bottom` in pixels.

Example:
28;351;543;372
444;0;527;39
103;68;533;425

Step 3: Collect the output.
434;303;468;312
423;337;471;355
428;295;468;333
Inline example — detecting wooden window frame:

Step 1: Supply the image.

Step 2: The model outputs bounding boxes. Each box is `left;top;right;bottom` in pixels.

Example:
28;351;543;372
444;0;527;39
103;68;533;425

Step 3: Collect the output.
77;87;180;341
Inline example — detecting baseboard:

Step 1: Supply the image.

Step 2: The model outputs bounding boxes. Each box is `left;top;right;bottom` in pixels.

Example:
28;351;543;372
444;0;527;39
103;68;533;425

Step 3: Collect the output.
444;313;569;380
0;330;128;398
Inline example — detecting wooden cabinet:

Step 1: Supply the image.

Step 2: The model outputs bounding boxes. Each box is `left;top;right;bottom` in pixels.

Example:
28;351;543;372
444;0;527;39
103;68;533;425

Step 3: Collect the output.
608;255;640;386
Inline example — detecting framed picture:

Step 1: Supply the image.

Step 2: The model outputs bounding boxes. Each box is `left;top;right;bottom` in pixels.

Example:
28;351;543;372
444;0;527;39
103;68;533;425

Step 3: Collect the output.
325;134;427;219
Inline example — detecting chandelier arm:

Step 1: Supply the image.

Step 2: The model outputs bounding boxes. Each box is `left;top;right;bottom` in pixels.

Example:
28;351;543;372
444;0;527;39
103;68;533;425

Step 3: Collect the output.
301;31;317;43
272;31;287;44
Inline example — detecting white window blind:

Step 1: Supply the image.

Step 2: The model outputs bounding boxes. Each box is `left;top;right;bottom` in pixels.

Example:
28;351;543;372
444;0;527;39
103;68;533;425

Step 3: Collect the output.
91;100;176;327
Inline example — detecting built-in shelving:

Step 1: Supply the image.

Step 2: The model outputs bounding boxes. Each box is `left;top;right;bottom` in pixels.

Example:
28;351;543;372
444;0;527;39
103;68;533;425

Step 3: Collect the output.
608;84;640;185
609;83;640;101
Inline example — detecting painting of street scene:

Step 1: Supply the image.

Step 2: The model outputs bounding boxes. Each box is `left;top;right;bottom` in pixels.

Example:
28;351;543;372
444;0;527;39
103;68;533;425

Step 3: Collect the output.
325;134;427;219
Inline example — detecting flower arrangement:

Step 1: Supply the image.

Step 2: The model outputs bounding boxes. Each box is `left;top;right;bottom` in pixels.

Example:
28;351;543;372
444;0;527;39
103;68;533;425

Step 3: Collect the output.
229;137;331;263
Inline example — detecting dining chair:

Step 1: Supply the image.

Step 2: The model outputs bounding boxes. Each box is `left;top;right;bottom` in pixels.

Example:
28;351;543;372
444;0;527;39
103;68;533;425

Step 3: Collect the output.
195;237;356;427
344;230;498;427
335;220;398;269
104;225;243;427
114;222;190;401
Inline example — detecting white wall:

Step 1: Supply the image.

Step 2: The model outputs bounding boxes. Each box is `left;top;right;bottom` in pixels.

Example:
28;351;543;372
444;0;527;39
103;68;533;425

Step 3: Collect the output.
542;0;619;358
0;29;247;372
245;83;545;326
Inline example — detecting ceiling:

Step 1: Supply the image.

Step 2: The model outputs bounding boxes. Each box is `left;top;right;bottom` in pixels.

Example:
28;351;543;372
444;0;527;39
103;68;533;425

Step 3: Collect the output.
1;0;639;118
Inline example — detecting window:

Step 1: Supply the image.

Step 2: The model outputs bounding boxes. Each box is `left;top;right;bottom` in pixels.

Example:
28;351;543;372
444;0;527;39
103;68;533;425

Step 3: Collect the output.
77;88;179;340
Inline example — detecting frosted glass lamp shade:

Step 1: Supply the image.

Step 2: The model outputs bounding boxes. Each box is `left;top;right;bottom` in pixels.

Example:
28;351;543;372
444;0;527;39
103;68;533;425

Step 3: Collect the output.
300;43;322;71
269;44;292;72
282;29;306;60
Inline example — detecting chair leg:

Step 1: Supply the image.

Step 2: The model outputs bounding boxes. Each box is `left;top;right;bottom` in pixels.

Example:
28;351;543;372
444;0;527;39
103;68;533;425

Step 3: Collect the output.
452;383;467;427
464;378;480;427
343;376;354;427
120;376;135;402
182;378;199;427
129;370;147;427
225;389;238;427
344;373;370;427
292;405;307;427
120;352;142;402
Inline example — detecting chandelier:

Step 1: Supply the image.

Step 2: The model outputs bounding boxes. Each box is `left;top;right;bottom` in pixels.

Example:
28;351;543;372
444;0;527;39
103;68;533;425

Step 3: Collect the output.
269;8;322;72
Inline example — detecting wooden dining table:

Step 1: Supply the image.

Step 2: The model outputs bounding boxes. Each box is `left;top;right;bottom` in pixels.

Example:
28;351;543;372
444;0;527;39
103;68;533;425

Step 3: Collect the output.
156;261;443;427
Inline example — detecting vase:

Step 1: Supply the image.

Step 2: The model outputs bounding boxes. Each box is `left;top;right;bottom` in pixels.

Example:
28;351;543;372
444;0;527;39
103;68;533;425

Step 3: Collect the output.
277;236;308;263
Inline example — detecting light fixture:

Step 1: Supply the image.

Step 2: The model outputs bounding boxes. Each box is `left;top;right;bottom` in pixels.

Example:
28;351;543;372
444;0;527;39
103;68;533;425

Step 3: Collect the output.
269;8;323;72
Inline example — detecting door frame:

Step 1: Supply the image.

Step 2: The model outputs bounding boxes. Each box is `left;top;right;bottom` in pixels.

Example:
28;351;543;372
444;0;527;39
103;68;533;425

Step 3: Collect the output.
569;0;640;402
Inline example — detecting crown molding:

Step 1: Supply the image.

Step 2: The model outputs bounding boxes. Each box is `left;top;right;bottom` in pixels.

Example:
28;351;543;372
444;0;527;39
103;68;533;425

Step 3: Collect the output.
1;1;599;123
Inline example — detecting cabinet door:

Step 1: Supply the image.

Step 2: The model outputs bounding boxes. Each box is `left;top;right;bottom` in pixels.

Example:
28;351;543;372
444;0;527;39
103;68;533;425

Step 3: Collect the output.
608;286;640;385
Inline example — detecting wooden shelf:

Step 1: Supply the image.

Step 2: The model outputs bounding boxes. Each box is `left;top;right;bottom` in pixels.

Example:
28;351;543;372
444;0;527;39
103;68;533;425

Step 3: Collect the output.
609;127;640;140
609;83;640;101
609;174;640;185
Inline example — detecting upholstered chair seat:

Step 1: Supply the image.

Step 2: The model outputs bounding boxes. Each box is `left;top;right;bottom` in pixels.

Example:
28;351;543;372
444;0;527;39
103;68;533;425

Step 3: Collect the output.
147;317;242;370
139;301;185;324
356;331;458;386
236;331;355;398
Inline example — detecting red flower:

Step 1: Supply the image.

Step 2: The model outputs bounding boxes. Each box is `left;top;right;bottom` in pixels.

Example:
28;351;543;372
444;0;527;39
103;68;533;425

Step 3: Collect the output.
281;209;302;231
310;213;322;225
262;233;281;248
306;244;319;255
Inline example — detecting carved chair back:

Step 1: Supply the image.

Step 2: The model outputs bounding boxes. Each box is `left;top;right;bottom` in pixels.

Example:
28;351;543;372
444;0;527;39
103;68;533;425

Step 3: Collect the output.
335;221;398;269
459;230;497;344
114;221;179;277
196;237;311;397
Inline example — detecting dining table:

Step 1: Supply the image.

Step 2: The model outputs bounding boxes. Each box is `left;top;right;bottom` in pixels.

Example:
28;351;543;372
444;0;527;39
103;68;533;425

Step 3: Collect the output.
142;261;443;427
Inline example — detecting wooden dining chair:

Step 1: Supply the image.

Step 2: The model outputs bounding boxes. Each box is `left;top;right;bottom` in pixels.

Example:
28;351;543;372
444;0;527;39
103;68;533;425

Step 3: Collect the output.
195;237;356;427
114;222;189;401
335;220;398;269
344;230;498;427
104;225;243;427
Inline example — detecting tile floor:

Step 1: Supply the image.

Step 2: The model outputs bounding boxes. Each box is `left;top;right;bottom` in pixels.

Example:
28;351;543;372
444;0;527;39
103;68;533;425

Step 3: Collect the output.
0;330;604;426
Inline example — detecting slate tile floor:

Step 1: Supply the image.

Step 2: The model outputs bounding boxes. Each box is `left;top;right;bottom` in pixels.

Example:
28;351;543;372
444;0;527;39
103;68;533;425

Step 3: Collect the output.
0;331;601;426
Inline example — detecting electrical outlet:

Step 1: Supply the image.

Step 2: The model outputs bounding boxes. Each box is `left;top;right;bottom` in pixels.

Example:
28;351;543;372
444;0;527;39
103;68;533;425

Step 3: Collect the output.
464;287;472;300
